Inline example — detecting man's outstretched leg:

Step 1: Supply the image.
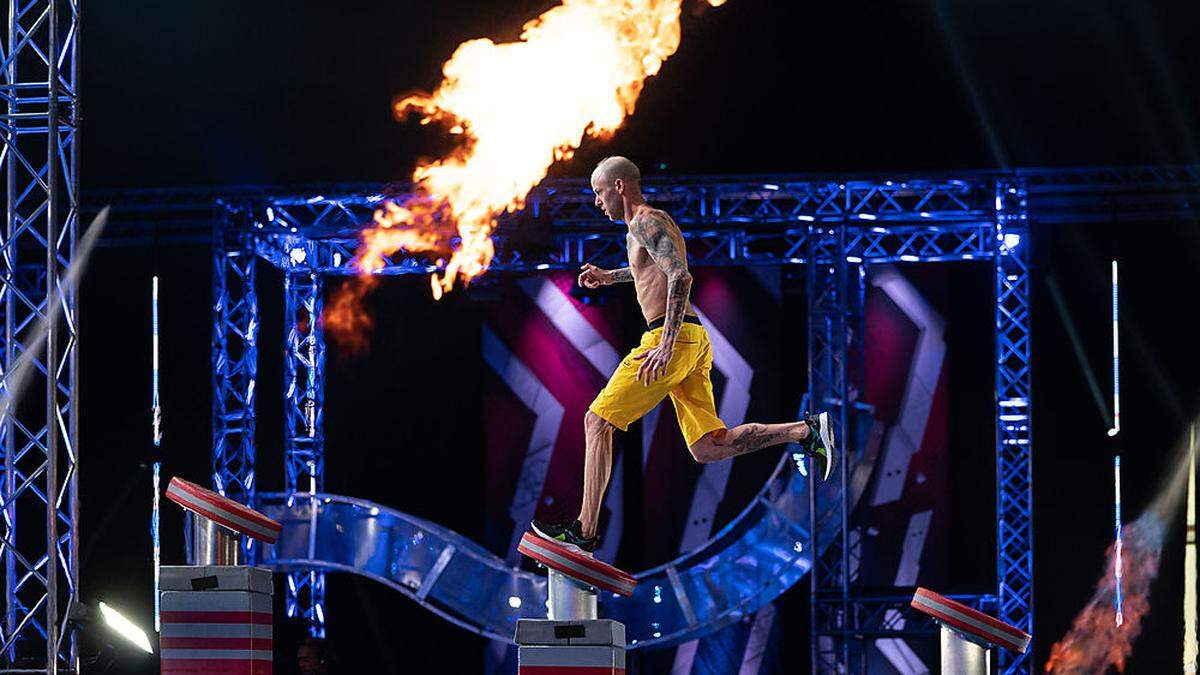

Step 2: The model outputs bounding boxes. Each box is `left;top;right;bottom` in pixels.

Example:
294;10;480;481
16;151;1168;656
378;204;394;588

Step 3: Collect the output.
530;411;613;554
688;412;837;479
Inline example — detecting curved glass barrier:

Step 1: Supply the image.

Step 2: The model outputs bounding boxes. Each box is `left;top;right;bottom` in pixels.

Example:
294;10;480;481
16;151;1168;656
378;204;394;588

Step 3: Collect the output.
255;446;872;649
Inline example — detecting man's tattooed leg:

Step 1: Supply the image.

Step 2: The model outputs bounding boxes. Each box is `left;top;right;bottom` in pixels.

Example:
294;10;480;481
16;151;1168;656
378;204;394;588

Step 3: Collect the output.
688;421;810;464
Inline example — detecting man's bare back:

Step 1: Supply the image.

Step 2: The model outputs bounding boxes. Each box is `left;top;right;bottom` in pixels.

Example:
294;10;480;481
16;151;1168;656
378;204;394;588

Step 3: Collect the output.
623;205;698;324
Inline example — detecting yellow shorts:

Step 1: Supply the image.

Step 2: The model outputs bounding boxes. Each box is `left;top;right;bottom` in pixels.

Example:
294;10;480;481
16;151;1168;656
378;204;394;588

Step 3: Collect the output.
588;322;726;447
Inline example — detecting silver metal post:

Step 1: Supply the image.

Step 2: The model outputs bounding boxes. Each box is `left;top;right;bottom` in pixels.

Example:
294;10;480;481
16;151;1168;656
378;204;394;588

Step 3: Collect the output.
940;624;991;675
546;568;597;621
191;515;243;566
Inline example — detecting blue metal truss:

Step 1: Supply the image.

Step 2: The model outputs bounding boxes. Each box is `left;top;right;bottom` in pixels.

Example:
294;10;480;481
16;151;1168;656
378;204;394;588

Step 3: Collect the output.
282;271;326;636
994;180;1033;674
212;212;258;508
807;221;862;673
0;0;79;671
210;173;1033;669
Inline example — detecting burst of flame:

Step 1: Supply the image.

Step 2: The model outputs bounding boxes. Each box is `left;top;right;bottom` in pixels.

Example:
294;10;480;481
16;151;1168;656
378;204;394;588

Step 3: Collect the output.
324;277;378;357
326;0;726;349
356;0;727;295
1045;512;1166;674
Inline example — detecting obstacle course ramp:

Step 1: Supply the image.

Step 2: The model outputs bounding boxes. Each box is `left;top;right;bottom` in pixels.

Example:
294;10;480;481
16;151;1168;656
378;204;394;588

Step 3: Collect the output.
255;451;862;649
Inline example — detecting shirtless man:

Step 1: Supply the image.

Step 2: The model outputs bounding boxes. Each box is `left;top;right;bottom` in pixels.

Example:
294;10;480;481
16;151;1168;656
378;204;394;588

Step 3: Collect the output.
531;156;835;554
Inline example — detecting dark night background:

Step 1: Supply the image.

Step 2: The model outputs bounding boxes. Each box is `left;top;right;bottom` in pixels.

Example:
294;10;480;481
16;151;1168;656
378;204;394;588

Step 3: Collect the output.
77;0;1200;672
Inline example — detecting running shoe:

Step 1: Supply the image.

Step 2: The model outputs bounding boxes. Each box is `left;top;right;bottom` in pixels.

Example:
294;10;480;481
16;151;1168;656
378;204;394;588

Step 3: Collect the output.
530;519;598;555
799;411;837;481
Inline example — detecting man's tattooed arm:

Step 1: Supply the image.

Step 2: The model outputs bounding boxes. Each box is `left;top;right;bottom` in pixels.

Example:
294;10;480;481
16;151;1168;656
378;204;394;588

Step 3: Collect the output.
632;210;692;345
607;267;634;284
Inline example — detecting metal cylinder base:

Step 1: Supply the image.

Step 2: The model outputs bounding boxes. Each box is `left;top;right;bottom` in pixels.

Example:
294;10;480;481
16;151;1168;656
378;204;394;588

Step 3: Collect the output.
190;512;242;565
941;624;991;675
547;568;597;621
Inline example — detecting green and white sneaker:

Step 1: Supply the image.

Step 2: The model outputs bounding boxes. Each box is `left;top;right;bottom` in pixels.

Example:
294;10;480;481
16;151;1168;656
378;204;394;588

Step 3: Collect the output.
800;412;837;481
530;519;598;555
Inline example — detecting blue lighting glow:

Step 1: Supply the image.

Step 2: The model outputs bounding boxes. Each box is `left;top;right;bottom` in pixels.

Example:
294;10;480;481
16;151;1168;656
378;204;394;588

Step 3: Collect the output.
211;172;1033;655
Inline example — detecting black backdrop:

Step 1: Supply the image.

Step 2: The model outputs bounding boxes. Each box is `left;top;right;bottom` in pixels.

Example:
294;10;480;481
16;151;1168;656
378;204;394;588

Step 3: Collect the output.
75;0;1200;671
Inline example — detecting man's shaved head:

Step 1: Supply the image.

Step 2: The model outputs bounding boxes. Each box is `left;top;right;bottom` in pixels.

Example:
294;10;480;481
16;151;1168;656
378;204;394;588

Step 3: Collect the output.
592;156;641;188
591;156;643;223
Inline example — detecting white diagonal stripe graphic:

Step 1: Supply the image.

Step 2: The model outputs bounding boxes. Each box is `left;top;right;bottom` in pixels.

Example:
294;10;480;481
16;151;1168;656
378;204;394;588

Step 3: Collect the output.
738;603;777;675
520;278;620;375
482;325;564;564
875;510;933;674
521;277;625;561
869;266;945;506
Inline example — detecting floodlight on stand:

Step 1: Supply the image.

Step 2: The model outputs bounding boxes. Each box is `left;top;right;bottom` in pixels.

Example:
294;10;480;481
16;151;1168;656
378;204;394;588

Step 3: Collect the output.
98;602;155;653
69;599;155;671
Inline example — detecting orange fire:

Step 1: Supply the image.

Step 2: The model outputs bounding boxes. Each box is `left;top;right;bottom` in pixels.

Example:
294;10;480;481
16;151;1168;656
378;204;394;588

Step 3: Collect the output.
324;277;378;357
1044;512;1165;674
355;0;728;296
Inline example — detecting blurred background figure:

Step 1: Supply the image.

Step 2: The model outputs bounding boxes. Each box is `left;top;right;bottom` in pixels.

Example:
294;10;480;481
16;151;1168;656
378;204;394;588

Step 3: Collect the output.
296;637;334;675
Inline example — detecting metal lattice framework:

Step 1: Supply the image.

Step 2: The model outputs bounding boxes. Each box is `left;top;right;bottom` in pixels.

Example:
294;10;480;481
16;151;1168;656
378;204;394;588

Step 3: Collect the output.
212;220;258;508
807;221;865;673
208;173;1035;671
0;0;79;671
994;179;1033;673
282;271;325;635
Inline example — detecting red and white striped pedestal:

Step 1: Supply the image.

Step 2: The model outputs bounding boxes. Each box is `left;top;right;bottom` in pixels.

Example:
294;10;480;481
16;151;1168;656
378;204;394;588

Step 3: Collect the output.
516;533;635;675
910;587;1031;675
160;566;273;674
516;619;626;675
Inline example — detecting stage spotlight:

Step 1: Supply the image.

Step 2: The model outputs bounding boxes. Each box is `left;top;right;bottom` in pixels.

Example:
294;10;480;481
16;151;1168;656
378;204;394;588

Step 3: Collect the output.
1003;233;1021;250
69;600;154;670
97;602;154;653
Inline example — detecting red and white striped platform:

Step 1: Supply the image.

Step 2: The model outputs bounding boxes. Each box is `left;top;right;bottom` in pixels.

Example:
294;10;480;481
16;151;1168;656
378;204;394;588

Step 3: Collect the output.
166;477;282;544
160;589;272;674
910;587;1031;654
517;532;636;597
